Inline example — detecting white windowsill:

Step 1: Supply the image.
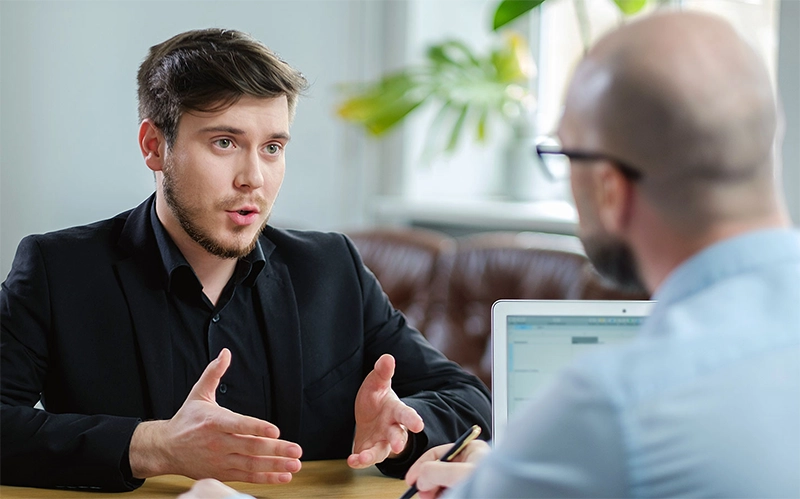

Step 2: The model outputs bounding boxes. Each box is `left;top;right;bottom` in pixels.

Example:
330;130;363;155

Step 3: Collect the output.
374;196;579;235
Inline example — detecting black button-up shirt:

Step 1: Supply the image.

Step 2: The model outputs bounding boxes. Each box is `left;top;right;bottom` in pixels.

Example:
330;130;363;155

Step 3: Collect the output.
150;206;272;421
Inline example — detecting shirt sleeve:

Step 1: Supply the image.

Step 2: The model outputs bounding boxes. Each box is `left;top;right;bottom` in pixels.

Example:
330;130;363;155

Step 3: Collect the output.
444;362;629;498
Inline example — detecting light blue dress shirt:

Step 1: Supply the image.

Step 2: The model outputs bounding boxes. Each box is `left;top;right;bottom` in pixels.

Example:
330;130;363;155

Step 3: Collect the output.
447;228;800;498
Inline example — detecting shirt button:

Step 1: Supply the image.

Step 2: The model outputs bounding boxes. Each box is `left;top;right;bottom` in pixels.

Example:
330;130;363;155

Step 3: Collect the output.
212;314;220;323
218;383;228;394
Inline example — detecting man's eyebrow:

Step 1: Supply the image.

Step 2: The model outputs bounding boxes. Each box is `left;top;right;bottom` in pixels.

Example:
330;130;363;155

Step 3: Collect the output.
199;126;247;135
198;126;291;141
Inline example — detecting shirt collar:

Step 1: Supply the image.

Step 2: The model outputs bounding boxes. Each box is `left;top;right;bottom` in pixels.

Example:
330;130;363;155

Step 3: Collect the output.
240;238;267;287
652;227;800;309
149;202;267;291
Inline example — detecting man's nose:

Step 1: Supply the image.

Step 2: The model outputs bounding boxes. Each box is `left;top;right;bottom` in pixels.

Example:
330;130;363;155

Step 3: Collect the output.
235;150;265;190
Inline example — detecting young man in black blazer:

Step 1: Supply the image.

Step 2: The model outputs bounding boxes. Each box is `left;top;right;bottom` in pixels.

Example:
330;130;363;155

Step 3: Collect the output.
0;28;491;492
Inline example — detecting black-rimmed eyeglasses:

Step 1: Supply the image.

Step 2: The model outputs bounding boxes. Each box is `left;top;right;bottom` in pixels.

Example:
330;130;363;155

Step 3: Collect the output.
535;142;644;181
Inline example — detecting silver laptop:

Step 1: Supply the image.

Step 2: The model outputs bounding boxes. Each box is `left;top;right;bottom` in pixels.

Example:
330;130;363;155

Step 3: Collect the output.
491;299;655;444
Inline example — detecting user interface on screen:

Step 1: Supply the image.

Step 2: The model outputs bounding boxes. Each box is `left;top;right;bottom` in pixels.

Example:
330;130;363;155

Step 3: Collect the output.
506;315;645;417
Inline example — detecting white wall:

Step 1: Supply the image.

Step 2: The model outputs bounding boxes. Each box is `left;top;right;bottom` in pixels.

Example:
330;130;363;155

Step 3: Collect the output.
0;0;384;278
402;0;508;201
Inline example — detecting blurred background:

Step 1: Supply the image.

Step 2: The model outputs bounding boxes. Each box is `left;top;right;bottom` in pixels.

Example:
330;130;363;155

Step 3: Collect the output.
1;0;798;279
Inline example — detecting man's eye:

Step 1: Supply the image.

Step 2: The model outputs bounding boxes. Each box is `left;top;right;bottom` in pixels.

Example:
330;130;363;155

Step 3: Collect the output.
266;144;281;154
215;139;233;149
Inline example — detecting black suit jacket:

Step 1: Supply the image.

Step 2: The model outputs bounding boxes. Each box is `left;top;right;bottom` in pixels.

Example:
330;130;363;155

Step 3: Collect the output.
1;196;491;491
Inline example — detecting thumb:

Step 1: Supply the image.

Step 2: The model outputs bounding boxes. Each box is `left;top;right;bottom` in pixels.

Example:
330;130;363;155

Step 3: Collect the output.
188;348;231;402
356;354;395;410
374;353;395;382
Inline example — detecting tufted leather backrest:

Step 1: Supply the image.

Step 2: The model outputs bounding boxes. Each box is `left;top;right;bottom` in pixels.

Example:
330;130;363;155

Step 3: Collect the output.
349;228;649;391
424;232;598;388
348;228;456;333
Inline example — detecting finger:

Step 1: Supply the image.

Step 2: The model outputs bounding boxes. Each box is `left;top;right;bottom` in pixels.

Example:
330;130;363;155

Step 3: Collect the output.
213;469;294;485
418;491;441;499
347;441;390;469
374;354;395;381
359;355;395;399
346;452;367;469
188;349;231;402
415;461;475;494
226;453;302;474
392;403;425;434
388;422;409;454
347;448;375;469
459;440;492;462
404;444;453;485
226;434;302;459
209;407;283;439
178;479;238;499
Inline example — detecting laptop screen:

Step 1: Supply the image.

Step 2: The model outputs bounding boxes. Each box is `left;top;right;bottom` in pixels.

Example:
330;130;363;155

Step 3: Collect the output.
507;315;645;417
492;300;654;444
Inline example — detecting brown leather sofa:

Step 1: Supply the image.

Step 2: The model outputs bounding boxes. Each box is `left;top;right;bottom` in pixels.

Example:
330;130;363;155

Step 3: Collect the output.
348;228;649;391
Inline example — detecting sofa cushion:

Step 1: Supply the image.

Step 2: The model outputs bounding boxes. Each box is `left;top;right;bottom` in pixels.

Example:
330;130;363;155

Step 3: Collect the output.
348;228;455;333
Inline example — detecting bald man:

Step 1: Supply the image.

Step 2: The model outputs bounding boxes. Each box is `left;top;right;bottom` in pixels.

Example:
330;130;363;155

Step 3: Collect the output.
403;10;800;499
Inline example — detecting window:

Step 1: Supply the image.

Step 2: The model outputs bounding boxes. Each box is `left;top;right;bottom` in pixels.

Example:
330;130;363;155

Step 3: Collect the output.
536;0;779;137
380;0;783;233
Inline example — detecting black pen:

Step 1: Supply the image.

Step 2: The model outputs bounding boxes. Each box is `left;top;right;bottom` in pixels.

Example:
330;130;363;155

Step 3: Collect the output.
399;425;483;499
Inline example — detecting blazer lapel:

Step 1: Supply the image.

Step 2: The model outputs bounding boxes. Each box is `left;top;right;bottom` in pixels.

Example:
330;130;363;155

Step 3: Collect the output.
113;196;175;420
255;248;304;444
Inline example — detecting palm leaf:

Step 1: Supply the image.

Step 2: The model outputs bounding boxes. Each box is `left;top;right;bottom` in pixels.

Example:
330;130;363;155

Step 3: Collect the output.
613;0;647;14
362;97;428;135
421;102;459;163
492;0;547;31
475;104;490;142
427;40;482;69
337;71;434;135
336;34;532;158
446;105;470;152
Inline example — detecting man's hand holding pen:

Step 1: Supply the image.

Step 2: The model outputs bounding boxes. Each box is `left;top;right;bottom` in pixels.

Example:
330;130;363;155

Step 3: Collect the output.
403;429;490;499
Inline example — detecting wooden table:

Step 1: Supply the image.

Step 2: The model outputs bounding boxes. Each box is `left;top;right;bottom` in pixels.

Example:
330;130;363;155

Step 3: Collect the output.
0;460;410;499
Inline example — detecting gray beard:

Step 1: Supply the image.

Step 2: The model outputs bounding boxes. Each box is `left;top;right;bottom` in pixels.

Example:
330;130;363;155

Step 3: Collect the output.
581;234;649;296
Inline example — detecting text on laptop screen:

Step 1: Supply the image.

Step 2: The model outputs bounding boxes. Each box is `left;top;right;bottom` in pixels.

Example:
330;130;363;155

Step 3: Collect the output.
507;315;645;417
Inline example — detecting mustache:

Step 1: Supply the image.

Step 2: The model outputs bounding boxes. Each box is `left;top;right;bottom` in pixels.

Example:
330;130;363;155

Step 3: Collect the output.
217;196;269;211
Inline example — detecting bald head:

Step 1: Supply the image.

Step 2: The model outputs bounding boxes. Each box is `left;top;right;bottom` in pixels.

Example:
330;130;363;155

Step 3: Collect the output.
560;11;781;231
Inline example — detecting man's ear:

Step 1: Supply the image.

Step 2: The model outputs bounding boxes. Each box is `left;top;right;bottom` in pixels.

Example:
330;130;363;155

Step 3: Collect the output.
594;164;634;235
138;119;166;172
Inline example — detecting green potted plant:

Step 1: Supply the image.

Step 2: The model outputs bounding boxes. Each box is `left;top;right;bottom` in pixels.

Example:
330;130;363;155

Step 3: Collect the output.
336;0;652;200
336;32;535;162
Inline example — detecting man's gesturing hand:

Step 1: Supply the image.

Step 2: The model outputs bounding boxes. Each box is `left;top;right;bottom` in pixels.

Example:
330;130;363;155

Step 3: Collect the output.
347;354;425;469
129;349;303;484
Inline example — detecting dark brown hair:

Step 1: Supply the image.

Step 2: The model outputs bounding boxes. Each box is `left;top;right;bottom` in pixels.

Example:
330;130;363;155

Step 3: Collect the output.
137;28;308;146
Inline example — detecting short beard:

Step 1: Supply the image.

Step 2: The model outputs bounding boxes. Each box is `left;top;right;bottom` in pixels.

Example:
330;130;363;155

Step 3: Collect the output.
162;165;267;259
581;234;648;295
